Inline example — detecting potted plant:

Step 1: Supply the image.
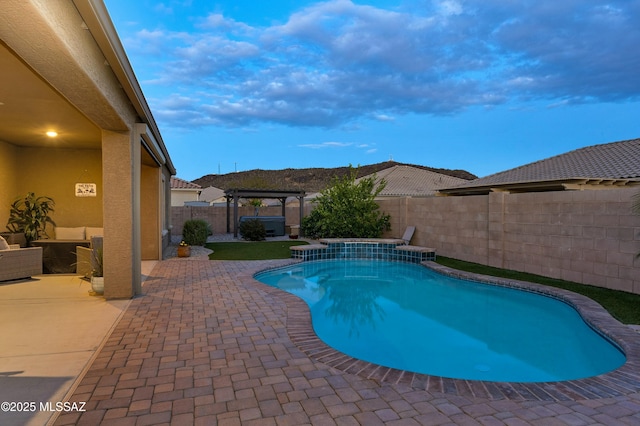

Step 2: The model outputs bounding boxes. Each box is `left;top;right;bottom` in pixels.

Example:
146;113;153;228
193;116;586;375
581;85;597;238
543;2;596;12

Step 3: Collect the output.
177;240;191;257
6;192;56;245
90;247;104;294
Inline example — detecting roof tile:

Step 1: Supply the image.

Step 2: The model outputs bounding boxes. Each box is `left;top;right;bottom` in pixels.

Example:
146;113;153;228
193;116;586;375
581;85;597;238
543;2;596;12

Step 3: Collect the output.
445;138;640;191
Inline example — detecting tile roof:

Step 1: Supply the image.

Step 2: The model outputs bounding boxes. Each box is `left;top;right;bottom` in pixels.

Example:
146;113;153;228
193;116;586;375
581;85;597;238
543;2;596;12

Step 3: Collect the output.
359;165;470;197
170;176;201;190
441;138;640;194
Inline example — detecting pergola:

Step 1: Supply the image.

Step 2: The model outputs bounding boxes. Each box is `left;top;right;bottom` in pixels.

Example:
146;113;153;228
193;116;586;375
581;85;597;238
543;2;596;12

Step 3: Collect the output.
224;189;306;238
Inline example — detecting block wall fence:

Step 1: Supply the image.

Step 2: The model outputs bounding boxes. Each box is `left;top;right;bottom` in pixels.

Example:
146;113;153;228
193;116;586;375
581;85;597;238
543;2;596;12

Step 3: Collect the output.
171;188;640;294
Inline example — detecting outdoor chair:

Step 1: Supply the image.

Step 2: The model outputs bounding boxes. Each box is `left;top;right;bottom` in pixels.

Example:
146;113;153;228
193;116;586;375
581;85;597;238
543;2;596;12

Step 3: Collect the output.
401;226;415;244
0;244;43;281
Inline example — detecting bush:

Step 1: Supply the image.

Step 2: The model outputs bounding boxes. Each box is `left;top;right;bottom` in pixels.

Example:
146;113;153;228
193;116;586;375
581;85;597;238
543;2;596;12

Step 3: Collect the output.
182;219;210;246
239;219;266;241
301;165;391;239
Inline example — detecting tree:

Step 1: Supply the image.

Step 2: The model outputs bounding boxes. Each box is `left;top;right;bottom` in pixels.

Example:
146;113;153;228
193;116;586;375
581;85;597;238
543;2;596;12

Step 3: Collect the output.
302;166;391;239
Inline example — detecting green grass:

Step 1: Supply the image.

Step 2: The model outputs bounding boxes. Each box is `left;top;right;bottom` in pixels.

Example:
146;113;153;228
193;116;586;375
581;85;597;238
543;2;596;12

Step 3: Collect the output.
205;240;309;260
436;256;640;325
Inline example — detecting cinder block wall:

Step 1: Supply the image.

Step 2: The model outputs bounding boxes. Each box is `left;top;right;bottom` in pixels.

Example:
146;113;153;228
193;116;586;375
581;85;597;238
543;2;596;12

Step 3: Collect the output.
378;188;640;294
171;188;640;293
171;205;305;235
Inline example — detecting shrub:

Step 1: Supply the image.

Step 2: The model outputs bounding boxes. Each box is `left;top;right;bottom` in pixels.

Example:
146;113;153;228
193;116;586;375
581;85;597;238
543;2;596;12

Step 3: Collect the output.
182;219;210;246
239;219;266;241
301;165;391;239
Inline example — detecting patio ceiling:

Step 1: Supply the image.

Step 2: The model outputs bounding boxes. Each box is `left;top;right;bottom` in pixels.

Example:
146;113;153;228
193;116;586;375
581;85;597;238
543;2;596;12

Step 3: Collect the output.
0;41;101;149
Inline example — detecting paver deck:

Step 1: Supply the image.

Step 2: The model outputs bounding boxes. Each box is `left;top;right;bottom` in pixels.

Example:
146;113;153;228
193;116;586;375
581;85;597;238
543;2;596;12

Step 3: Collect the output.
54;259;640;425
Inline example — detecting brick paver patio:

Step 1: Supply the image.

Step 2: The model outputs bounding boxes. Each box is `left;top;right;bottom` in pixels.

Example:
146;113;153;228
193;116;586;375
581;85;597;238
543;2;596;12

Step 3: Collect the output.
54;259;640;425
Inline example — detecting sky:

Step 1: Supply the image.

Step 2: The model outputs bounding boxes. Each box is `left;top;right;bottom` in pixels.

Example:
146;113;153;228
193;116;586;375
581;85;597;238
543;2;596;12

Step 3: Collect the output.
103;0;640;181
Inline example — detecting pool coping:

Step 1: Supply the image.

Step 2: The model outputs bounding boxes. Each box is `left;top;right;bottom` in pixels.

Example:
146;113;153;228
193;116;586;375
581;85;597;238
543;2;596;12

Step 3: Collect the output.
252;259;640;401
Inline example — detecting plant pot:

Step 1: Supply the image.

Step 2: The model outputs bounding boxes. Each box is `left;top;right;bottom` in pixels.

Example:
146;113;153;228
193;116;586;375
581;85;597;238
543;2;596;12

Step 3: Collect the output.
91;276;104;295
177;246;191;257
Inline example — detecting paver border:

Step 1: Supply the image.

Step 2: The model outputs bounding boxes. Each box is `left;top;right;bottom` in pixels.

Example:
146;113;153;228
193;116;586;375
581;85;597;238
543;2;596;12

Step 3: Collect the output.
251;259;640;401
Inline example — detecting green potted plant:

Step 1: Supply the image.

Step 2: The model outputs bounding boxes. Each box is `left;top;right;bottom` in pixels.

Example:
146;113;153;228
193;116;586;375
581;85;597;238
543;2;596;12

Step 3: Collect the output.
90;247;104;294
6;192;56;245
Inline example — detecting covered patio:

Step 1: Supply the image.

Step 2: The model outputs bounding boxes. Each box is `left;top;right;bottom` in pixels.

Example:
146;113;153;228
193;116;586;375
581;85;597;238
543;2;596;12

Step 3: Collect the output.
0;0;175;298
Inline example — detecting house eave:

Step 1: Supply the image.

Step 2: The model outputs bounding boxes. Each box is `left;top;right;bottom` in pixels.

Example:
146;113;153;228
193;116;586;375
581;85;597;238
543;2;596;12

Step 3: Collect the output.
438;178;640;196
73;0;176;175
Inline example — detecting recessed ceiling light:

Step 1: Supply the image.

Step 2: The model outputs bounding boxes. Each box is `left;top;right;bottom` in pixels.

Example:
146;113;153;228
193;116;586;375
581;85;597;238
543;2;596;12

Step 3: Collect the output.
46;131;58;137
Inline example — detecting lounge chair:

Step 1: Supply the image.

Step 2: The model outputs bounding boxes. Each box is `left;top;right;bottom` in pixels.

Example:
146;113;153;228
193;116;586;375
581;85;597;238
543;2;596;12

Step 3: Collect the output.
401;226;415;245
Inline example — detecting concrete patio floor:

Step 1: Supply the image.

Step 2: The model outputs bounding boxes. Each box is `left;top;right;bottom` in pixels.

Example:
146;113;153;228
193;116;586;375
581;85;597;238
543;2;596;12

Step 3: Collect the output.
0;275;130;426
21;257;634;426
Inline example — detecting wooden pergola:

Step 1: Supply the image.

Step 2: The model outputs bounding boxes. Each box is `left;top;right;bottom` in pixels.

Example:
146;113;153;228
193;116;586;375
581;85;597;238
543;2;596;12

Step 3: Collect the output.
224;189;306;238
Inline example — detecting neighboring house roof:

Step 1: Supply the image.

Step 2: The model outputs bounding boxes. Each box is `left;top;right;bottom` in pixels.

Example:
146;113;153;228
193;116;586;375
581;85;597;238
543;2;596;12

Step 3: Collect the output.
170;177;202;190
359;165;470;197
200;186;226;203
440;138;640;195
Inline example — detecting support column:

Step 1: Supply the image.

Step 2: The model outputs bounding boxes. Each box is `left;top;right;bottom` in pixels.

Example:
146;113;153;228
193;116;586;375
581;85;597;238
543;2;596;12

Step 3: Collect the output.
299;195;305;237
233;194;239;238
226;197;231;233
102;130;142;298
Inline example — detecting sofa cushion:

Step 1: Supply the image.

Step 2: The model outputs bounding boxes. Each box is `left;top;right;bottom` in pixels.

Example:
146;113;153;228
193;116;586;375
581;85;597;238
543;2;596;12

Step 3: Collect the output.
55;226;86;240
86;227;104;239
0;235;8;251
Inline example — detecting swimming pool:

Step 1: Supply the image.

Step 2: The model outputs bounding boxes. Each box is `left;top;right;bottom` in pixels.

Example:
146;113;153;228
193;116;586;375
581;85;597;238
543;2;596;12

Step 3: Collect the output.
255;259;626;383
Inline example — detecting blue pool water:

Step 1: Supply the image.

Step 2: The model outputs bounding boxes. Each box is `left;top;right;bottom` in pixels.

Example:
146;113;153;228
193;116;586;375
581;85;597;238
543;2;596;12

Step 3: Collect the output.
256;259;626;382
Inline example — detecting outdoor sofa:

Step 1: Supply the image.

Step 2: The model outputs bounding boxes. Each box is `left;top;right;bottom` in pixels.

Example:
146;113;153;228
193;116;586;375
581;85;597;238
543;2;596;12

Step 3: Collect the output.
31;226;103;274
0;242;43;281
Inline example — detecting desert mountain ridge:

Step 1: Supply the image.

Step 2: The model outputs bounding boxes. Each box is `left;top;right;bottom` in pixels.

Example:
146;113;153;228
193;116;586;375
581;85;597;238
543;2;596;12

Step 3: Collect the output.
192;161;477;193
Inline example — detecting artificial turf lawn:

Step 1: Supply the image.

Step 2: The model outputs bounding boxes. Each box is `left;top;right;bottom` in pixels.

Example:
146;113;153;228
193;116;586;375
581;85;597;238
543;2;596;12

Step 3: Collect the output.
205;240;309;260
436;256;640;325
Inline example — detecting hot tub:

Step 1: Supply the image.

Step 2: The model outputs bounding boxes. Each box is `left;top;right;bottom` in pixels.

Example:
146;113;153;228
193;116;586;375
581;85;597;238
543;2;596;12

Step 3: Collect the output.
239;216;286;237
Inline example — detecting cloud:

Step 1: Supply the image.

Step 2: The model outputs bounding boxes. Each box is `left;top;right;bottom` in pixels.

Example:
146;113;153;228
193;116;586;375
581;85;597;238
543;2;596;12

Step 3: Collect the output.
154;3;173;15
298;141;352;149
372;114;395;122
133;0;640;129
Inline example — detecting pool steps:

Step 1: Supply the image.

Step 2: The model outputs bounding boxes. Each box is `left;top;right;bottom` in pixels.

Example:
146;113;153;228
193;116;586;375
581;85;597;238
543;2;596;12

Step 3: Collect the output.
291;238;436;262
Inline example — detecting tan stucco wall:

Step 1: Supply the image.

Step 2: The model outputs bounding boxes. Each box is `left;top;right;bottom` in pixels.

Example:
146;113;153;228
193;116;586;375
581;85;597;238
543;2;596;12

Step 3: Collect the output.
0;141;20;230
141;164;160;260
102;130;139;298
2;145;103;235
170;190;200;206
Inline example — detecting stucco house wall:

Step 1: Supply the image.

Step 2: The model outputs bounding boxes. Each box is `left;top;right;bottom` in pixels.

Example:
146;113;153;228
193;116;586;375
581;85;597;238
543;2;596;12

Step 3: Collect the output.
1;0;175;298
0;142;20;228
171;190;202;207
9;147;104;232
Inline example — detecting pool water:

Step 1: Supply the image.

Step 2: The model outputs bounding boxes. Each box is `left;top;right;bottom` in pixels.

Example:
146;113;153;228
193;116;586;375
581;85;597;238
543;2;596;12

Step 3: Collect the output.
256;259;626;382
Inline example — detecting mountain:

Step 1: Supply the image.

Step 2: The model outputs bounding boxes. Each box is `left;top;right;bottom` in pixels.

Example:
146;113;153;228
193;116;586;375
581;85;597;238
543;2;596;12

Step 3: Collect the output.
192;161;477;193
